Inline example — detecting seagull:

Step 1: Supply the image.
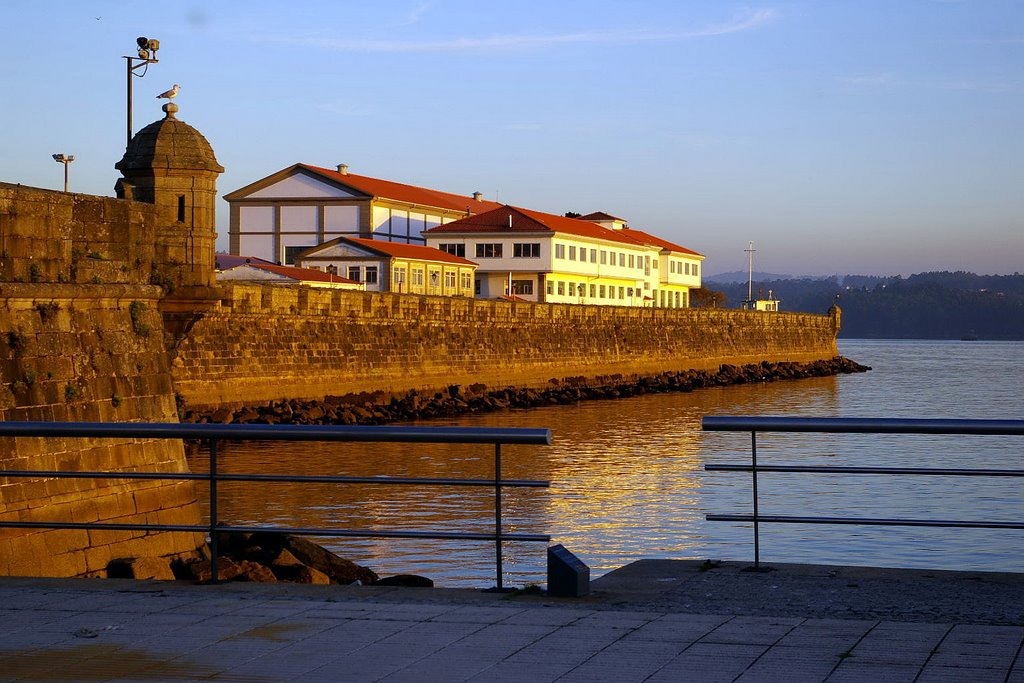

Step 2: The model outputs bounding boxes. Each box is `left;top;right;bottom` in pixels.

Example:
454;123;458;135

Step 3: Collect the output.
156;84;180;100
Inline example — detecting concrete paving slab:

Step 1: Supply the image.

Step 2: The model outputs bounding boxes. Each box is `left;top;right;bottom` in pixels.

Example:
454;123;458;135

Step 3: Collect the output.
0;560;1021;682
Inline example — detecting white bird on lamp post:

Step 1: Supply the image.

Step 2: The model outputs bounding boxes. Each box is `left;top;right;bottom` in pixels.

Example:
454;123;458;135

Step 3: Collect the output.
156;83;179;100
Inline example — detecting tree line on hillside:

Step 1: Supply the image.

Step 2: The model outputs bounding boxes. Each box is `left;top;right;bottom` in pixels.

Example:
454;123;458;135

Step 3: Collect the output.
692;271;1024;340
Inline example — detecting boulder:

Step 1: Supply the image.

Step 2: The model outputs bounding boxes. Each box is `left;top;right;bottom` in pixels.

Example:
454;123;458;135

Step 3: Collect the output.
280;536;378;585
107;556;175;581
372;574;434;588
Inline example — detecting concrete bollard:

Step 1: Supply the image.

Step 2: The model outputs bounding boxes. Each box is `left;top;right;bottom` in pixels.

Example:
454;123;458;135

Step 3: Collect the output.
547;544;590;597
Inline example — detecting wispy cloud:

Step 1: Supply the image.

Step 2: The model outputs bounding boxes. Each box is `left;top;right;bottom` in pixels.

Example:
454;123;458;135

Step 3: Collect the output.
257;8;777;54
396;2;431;27
840;72;1018;94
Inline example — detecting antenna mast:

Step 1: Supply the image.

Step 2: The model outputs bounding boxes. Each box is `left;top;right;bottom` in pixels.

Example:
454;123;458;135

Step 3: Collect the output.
745;241;756;306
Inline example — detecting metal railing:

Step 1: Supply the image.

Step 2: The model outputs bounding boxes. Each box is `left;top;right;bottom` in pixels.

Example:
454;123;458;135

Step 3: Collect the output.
0;421;552;589
702;416;1024;570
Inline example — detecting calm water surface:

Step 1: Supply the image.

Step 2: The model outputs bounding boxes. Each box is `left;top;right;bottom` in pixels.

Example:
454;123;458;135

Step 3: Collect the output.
189;340;1023;587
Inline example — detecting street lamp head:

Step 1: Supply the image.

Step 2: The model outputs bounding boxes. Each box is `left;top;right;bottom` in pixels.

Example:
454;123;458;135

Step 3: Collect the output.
52;154;63;162
136;36;149;49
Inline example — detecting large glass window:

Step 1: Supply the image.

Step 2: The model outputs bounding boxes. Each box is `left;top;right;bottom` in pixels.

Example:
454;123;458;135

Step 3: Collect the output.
513;243;541;258
412;268;425;285
364;266;378;284
555;244;565;259
438;243;466;257
568;246;576;260
347;266;361;282
511;280;533;295
475;243;503;258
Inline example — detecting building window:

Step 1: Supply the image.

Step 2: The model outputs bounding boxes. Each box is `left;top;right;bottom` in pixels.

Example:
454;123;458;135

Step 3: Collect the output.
365;266;378;284
393;267;407;289
283;246;307;265
177;195;186;223
411;267;425;286
476;243;502;258
682;291;689;307
347;266;361;282
568;246;576;260
557;281;565;295
629;254;635;269
460;272;472;290
511;280;533;295
589;284;596;297
439;243;466;257
600;250;607;265
618;253;625;267
474;278;481;295
513;243;540;258
444;270;456;288
627;287;634;298
326;265;338;275
555;244;565;259
685;262;690;275
546;280;554;295
693;264;699;277
599;285;606;298
577;283;585;297
590;249;597;263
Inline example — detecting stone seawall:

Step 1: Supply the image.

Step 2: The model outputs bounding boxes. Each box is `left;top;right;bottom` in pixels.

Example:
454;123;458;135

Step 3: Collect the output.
0;283;204;577
173;283;841;409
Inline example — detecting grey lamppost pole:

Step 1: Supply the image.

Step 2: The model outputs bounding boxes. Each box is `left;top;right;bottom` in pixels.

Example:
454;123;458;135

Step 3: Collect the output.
52;154;75;192
124;36;160;148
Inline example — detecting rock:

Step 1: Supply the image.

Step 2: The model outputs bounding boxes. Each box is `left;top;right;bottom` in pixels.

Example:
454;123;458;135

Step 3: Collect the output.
372;574;434;588
234;560;278;583
210;407;234;424
107;556;175;580
279;536;378;585
188;556;244;582
273;564;331;584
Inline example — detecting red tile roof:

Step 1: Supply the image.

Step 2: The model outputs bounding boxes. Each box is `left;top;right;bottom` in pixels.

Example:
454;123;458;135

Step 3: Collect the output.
301;165;503;214
215;254;274;270
579;211;627;222
346;238;478;266
244;262;361;285
424;205;653;248
618;228;703;257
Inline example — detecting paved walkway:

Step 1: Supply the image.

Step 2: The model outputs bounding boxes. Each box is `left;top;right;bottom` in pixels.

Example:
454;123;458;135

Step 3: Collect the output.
0;562;1022;682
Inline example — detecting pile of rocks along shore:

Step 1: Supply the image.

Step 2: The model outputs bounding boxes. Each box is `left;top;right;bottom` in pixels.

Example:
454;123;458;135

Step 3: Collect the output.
110;531;432;587
182;356;870;427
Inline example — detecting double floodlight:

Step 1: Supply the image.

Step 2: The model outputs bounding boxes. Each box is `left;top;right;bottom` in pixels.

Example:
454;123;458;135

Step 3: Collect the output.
52;154;75;163
135;36;160;61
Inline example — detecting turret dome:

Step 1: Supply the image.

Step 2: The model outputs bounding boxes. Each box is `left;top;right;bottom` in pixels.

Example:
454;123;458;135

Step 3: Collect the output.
116;104;223;173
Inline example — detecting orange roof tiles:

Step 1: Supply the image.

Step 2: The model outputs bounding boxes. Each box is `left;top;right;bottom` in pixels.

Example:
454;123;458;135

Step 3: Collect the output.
346;238;477;266
243;262;361;284
619;228;704;257
301;165;503;214
424;205;652;248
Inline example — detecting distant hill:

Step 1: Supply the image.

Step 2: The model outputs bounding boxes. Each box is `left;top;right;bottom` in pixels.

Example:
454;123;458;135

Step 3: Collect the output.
703;271;1024;340
705;270;798;284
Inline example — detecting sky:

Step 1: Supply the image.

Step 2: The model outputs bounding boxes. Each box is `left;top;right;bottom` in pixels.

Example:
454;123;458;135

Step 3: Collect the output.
1;1;1021;277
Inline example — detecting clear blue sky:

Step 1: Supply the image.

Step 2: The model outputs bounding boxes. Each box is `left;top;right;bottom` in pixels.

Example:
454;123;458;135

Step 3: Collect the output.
2;1;1021;277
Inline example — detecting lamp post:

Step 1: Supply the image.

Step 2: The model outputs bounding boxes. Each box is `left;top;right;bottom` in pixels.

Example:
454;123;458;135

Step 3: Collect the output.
52;154;75;192
124;36;160;148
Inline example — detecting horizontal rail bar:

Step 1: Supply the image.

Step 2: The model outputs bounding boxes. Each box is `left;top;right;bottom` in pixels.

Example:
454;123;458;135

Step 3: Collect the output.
0;520;551;542
0;421;552;445
706;514;1024;530
702;416;1024;435
705;464;1024;477
0;470;549;487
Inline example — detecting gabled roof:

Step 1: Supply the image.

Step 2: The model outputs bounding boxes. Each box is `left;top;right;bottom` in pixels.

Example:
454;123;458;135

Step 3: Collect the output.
226;163;503;214
245;263;361;284
215;254;274;270
424;205;655;248
579;211;627;222
620;229;704;258
300;236;478;267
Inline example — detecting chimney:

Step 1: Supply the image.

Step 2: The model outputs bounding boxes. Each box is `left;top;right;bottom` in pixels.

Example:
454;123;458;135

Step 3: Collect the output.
337;163;348;175
472;191;483;202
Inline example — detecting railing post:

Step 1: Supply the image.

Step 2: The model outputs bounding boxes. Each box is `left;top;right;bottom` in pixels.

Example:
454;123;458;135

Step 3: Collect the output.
209;438;219;584
494;442;504;590
751;430;761;570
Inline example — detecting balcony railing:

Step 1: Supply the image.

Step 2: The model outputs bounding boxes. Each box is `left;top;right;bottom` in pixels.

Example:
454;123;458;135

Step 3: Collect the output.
702;416;1024;570
0;422;552;589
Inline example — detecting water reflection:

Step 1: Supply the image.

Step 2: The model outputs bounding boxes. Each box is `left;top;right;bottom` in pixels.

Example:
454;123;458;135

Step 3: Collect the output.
188;341;1023;587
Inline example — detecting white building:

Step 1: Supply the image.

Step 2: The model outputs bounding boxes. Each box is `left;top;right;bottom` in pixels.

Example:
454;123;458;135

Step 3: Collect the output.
217;262;364;290
223;164;502;264
424;206;703;307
